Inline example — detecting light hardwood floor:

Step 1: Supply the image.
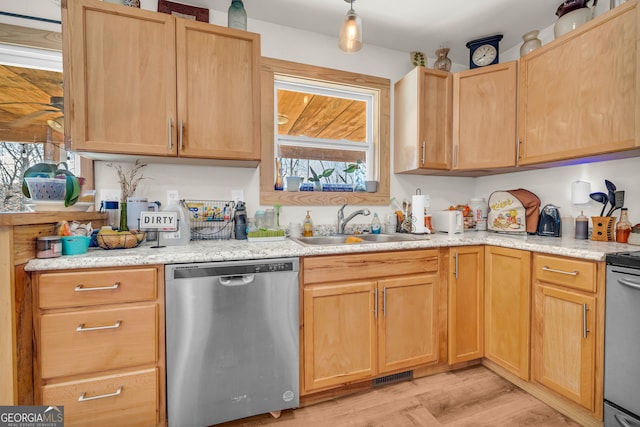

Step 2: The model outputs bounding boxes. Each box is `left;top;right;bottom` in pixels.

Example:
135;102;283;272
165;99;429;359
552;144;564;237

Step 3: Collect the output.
219;365;580;426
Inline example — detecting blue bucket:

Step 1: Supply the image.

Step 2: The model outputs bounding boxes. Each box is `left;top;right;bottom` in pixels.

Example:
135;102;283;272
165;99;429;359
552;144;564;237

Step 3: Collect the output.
61;235;91;255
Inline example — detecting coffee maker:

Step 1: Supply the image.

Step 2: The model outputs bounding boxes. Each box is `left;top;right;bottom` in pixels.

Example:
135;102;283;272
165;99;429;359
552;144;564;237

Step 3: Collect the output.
537;204;561;237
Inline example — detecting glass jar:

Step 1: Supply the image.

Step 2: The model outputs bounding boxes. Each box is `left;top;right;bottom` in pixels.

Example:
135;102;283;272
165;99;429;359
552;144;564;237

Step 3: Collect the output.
265;208;276;229
254;210;266;229
520;30;542;57
228;0;247;31
616;208;632;243
433;47;452;72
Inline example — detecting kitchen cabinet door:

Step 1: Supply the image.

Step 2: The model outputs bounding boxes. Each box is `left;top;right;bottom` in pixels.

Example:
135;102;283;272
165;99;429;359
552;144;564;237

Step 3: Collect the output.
176;20;261;161
303;281;377;392
484;246;531;380
394;66;452;173
63;0;177;156
452;62;517;170
448;246;484;364
533;285;596;411
518;2;639;165
378;274;439;373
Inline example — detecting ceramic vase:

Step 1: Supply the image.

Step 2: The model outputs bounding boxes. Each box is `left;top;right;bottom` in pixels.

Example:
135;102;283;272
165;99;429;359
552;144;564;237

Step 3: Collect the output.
520;30;542;56
410;51;426;67
119;202;129;231
433;48;452;72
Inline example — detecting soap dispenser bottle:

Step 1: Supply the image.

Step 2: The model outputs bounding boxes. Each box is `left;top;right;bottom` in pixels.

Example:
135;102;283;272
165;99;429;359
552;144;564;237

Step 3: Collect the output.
303;210;314;237
371;213;381;234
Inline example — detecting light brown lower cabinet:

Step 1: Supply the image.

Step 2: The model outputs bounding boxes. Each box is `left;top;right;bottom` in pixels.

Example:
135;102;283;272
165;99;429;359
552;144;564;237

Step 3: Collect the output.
484;246;531;380
302;250;443;394
32;266;165;427
532;254;603;416
448;246;484;364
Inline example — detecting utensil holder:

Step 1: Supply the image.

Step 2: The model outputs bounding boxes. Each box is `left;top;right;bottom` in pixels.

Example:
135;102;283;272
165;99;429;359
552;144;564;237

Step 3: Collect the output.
591;216;615;241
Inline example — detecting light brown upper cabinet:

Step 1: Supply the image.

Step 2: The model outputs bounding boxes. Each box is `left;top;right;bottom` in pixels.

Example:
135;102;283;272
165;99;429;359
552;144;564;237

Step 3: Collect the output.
452;61;517;171
63;0;260;164
518;1;640;166
394;67;452;174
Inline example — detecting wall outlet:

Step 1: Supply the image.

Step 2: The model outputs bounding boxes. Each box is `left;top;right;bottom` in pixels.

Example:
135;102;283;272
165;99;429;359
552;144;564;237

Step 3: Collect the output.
166;190;179;205
231;190;244;203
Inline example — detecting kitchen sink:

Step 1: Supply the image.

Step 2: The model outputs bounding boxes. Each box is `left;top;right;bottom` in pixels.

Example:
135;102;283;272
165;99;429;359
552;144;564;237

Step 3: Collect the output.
290;233;430;246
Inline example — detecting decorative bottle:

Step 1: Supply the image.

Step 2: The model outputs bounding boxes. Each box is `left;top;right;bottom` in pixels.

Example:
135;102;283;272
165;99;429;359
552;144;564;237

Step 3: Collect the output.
354;167;366;192
274;158;284;191
615;208;632;243
520;30;542;57
228;0;247;31
433;47;452;72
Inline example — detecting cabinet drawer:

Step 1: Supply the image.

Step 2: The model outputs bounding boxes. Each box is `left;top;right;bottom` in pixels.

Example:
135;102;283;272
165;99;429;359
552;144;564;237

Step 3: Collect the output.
303;249;439;285
533;254;596;292
41;368;158;427
38;268;157;309
39;304;157;379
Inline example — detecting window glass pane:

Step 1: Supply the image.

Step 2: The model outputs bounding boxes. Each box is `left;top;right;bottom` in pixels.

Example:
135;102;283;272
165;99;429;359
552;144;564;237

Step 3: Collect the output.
275;79;373;187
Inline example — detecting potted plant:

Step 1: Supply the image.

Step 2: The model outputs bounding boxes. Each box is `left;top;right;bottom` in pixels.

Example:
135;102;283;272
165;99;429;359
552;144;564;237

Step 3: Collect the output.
342;160;366;192
21;161;82;207
308;166;334;191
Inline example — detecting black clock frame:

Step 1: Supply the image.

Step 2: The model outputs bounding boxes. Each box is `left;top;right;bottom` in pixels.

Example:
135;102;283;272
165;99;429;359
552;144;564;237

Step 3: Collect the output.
466;34;503;69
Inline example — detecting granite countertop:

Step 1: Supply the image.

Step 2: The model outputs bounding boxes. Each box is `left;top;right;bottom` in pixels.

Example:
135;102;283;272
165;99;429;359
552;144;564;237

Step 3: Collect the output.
25;231;636;271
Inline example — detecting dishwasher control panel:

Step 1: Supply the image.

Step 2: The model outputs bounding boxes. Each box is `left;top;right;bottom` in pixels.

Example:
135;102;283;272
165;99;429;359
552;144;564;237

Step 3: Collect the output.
171;258;298;279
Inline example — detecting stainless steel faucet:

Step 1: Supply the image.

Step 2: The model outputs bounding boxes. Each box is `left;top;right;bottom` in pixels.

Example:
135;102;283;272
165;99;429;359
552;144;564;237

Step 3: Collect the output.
337;204;371;234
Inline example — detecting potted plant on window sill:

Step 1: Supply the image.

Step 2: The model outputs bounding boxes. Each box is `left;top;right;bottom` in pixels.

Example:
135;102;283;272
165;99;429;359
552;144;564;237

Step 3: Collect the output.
22;161;83;207
308;166;334;191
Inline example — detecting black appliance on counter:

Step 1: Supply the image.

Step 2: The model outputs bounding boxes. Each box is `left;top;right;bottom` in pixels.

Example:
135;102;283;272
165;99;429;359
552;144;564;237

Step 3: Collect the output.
537;204;561;237
604;251;640;426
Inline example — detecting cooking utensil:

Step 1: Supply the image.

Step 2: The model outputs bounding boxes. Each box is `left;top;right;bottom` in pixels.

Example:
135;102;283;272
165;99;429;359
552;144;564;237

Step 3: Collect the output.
590;192;608;216
606;190;625;216
605;179;617;216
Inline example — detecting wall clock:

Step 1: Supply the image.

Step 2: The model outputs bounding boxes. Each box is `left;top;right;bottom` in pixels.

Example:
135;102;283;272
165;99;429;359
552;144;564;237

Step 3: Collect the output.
466;34;503;69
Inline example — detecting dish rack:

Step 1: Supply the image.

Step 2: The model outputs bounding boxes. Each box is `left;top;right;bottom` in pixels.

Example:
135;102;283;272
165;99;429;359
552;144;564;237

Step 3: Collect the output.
182;199;235;240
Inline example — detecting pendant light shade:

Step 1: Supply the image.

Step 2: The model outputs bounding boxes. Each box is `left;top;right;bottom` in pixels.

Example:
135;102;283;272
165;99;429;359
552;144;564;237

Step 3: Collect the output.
338;0;362;53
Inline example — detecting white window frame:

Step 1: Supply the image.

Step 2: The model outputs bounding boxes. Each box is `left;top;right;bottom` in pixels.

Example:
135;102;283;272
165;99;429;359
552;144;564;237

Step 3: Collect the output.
274;77;375;181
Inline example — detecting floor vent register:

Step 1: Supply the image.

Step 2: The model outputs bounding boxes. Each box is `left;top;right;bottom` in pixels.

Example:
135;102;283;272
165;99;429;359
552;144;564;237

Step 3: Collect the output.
373;370;413;388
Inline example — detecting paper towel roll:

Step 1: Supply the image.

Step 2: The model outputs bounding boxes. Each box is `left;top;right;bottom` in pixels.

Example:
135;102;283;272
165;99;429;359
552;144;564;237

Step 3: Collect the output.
571;180;591;204
412;194;426;233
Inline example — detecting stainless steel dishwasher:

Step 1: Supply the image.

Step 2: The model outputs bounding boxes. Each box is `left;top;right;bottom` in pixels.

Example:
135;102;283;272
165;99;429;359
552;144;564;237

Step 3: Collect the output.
165;258;299;427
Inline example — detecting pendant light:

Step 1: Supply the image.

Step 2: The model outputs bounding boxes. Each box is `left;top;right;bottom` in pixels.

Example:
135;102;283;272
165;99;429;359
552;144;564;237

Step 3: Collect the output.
338;0;362;53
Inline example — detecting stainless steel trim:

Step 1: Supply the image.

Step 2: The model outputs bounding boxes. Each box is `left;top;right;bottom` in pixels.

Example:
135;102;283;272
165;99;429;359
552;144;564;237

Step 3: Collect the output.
542;266;579;276
421;141;425;164
78;386;122;402
74;283;120;292
179;119;184;151
517;139;521;160
615;412;640;427
374;288;378;318
618;277;640;290
168;118;173;150
76;320;122;332
583;304;589;339
454;251;459;279
383;287;387;317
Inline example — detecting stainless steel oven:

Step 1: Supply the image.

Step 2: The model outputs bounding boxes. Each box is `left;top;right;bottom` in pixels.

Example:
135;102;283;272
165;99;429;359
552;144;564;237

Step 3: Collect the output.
605;252;640;426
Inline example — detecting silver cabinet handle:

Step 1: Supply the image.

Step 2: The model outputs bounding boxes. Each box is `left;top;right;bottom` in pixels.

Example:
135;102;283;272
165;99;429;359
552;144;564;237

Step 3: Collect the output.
168;118;173;150
421;141;426;165
373;288;378;318
76;320;122;332
454;251;459;279
516;139;522;160
74;282;120;292
618;277;640;291
383;287;387;317
179;119;184;151
78;386;122;402
583;304;589;339
542;266;578;276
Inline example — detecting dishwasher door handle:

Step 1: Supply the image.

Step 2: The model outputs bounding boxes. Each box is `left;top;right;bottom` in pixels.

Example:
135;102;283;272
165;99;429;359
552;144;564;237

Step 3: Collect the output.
219;275;255;286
